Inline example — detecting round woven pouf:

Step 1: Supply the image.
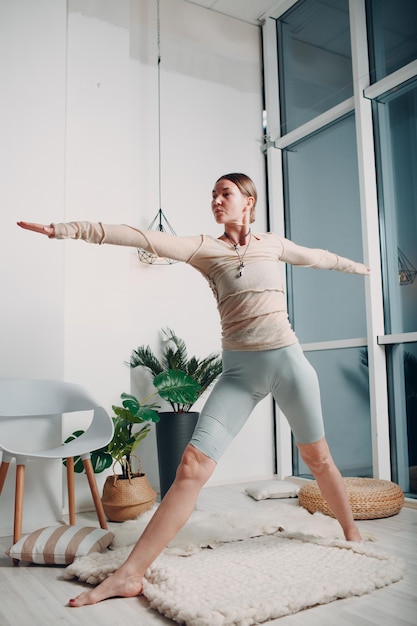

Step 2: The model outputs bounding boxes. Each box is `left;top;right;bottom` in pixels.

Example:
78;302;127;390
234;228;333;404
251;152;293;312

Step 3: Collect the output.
298;477;404;520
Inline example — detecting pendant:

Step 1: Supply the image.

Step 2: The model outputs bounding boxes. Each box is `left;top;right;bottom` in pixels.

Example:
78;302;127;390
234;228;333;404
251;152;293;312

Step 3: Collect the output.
238;263;244;278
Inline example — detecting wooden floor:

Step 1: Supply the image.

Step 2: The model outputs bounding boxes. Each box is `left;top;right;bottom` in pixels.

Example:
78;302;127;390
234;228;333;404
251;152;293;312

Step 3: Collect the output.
0;482;416;626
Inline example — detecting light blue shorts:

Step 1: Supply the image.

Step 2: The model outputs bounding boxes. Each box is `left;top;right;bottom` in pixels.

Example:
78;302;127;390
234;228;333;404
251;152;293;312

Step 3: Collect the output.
190;343;325;462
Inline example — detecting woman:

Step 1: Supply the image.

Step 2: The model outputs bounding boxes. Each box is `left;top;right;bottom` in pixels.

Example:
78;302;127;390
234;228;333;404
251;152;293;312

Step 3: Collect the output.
18;173;370;607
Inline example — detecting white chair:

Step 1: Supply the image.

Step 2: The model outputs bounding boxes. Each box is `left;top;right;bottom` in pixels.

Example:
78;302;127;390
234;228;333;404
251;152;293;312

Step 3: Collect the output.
0;379;114;548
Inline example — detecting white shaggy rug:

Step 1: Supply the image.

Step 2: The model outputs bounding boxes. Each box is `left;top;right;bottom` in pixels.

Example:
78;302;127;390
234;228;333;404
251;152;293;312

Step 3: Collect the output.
65;505;405;625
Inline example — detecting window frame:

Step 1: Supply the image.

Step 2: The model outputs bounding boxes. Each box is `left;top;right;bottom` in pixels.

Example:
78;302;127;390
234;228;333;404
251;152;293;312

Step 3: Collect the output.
261;0;410;481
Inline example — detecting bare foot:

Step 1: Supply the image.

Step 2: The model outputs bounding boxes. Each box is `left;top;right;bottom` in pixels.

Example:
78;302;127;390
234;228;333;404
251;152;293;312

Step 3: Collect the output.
344;527;362;543
68;569;143;607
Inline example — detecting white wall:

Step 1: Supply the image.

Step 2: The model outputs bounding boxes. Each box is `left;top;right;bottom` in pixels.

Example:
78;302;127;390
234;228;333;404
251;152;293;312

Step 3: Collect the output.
0;0;67;534
0;0;274;530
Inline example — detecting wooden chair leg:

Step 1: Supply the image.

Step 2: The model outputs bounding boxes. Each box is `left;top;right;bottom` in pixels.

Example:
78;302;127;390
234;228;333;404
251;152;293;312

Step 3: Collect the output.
0;461;10;495
14;464;25;554
66;457;76;526
82;457;108;530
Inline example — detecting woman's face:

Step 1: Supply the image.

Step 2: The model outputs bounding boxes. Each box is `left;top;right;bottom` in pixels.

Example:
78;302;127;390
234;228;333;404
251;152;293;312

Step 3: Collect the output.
211;179;252;227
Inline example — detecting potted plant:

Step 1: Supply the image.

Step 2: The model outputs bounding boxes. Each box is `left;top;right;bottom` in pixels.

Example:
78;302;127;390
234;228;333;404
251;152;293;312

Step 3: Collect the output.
128;328;222;497
66;366;204;519
100;392;160;522
65;392;159;521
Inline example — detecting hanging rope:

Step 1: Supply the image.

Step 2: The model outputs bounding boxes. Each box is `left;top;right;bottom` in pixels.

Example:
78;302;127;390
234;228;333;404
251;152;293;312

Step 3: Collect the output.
157;0;162;214
138;0;178;265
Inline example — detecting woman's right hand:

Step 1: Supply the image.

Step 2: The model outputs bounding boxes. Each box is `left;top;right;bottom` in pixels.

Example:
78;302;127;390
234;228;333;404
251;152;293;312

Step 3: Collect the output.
17;222;55;237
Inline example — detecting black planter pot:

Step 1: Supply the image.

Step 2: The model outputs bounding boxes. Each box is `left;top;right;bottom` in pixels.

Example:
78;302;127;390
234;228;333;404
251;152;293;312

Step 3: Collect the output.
156;411;199;499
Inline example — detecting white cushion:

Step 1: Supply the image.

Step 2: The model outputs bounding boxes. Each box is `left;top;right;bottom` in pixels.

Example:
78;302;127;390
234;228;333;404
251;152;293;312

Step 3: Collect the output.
7;525;114;565
245;480;299;501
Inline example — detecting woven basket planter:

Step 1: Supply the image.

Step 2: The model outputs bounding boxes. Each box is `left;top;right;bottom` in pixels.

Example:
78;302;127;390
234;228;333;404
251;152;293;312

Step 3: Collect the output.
298;477;404;520
101;473;157;522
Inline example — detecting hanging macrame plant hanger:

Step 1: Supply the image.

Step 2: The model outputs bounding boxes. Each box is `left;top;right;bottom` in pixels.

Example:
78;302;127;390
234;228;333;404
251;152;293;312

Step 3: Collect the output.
137;209;178;265
398;247;417;285
138;0;177;265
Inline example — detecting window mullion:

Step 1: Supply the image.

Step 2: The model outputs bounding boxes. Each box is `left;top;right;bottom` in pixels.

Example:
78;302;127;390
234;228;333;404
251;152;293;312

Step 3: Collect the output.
273;97;355;150
349;0;390;479
262;16;293;479
364;59;417;101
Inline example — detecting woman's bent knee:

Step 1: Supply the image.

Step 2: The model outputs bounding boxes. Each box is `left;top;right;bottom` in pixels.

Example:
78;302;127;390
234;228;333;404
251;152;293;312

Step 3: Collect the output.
297;438;334;477
175;444;216;486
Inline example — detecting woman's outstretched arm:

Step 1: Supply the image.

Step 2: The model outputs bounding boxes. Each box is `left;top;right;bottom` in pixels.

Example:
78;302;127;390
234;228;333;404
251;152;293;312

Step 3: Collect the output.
18;221;204;264
278;236;371;275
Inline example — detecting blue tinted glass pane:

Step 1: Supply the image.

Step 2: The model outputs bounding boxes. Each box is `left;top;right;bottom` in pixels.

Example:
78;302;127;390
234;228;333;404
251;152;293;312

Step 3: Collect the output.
387;342;417;497
283;114;367;343
375;81;417;334
367;0;417;83
295;347;372;477
277;0;352;134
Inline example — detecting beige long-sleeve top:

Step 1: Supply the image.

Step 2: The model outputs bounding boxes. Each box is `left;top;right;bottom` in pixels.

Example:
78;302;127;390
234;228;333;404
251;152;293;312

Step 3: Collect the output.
53;222;368;351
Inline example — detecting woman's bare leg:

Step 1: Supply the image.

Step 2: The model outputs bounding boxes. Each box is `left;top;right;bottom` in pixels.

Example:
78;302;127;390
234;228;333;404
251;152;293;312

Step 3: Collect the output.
69;445;216;607
297;437;362;542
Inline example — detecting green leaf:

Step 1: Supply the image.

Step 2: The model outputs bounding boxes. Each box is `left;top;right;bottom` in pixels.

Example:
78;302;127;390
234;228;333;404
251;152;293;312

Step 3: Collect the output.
69;457;85;473
90;449;113;473
112;405;132;420
117;393;160;423
139;406;160;423
64;430;84;442
153;369;201;404
63;432;112;474
128;346;163;376
121;393;140;415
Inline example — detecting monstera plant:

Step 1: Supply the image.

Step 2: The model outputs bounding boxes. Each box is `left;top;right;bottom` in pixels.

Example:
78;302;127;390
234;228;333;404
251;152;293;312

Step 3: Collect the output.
64;365;205;519
65;365;203;479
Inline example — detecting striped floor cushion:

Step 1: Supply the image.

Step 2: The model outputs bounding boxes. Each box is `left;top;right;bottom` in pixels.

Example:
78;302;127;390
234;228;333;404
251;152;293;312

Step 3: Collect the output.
7;525;114;564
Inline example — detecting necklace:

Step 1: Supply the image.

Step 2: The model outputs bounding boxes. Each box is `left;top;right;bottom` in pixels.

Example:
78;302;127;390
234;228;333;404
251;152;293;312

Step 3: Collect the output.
223;229;251;245
224;231;252;278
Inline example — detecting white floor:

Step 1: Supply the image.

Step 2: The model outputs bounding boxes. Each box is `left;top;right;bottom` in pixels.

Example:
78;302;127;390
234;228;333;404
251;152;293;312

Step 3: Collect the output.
0;482;416;626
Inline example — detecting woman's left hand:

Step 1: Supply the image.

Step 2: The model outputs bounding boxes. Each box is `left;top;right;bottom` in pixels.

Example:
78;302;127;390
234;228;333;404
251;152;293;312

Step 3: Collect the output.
17;222;55;237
